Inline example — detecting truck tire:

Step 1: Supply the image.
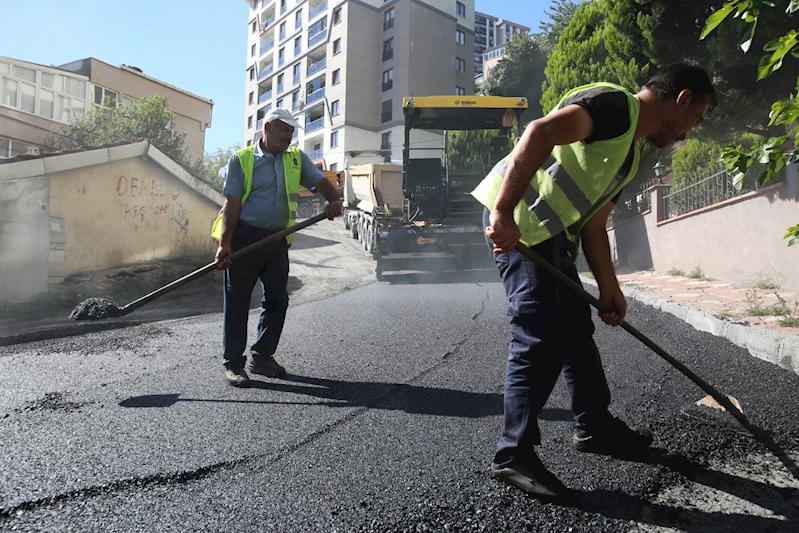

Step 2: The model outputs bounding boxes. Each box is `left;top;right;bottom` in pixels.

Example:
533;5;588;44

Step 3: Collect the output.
375;255;384;281
297;201;314;219
351;221;358;240
344;213;350;230
366;223;374;253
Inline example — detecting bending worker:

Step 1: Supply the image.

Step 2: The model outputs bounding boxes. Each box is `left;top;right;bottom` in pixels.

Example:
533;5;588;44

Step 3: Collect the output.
472;61;715;501
213;108;342;388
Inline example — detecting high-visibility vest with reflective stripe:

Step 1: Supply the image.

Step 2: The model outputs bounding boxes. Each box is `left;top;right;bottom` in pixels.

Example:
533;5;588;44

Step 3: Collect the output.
471;82;641;248
210;145;302;245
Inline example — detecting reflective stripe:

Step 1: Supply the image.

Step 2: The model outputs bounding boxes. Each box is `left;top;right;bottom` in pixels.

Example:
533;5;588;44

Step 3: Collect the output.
522;184;565;237
545;160;593;215
289;193;300;203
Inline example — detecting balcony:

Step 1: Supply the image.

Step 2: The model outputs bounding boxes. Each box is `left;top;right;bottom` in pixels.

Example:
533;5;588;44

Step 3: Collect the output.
383;49;393;61
262;15;276;30
382;80;393;92
308;29;327;47
258;64;274;80
309;0;327;20
307;58;326;75
306;116;324;132
260;40;274;56
307;87;325;104
383;18;394;31
307;148;324;160
258;90;272;104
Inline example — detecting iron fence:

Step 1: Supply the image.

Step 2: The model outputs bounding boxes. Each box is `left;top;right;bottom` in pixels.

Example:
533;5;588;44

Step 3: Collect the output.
663;165;759;219
607;176;656;228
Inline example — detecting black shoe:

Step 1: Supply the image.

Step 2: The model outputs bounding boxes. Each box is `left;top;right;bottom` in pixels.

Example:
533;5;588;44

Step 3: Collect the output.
224;367;252;388
247;355;286;378
573;416;653;457
490;456;575;503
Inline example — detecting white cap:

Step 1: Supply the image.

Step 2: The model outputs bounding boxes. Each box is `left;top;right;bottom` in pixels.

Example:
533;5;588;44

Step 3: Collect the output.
263;107;302;129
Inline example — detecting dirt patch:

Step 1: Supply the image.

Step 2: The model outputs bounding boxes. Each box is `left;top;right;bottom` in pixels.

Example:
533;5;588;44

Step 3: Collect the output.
16;392;89;414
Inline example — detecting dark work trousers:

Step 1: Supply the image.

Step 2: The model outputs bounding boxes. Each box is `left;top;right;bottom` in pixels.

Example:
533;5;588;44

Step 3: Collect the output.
483;209;612;469
222;224;290;370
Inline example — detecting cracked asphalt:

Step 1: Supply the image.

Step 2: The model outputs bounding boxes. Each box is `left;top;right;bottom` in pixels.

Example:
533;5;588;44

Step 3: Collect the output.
1;223;799;532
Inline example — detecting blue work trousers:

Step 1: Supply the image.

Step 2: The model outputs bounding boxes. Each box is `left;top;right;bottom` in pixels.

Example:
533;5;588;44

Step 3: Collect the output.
483;209;611;469
222;225;290;370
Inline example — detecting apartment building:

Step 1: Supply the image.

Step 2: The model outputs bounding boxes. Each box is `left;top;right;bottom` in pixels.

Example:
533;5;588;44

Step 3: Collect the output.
473;12;529;76
242;0;476;172
0;56;213;163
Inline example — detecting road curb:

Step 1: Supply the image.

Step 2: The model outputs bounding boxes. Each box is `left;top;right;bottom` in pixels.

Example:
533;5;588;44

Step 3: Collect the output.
579;276;799;375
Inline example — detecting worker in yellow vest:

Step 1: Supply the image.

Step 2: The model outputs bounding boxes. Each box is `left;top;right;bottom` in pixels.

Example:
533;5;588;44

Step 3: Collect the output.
214;108;342;388
472;61;715;502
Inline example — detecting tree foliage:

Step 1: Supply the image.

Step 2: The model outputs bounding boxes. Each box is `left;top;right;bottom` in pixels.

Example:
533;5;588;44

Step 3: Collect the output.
192;144;242;190
538;0;582;53
483;34;548;122
447;130;501;174
44;95;189;164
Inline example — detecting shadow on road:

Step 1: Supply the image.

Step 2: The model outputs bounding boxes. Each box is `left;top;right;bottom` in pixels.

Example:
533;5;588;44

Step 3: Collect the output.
383;269;500;285
289;233;339;251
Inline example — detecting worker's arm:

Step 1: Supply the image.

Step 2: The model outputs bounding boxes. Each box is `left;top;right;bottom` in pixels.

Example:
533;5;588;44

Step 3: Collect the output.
487;105;595;253
314;177;343;220
215;196;242;269
581;201;625;326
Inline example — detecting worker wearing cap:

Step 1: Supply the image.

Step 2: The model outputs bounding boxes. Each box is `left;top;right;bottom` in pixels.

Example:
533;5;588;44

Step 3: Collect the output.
472;61;715;501
214;107;342;387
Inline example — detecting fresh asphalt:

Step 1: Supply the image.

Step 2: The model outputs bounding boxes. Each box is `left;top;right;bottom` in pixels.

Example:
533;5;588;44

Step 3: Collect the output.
1;274;798;532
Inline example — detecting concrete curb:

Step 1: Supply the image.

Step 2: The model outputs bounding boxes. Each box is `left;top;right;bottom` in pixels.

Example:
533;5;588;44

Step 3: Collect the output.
579;276;799;375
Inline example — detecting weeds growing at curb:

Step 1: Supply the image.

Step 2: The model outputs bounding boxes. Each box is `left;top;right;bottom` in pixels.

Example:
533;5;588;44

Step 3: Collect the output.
688;267;704;279
668;268;685;276
745;290;793;317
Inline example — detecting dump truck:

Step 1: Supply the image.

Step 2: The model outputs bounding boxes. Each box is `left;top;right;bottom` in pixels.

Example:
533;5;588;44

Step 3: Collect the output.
297;170;344;218
343;95;528;280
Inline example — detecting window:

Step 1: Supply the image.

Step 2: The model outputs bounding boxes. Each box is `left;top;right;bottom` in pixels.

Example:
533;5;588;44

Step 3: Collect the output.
277;73;285;92
251;43;257;57
383;38;393;61
381;131;391;149
383;8;394;31
2;78;18;108
292;90;299;110
331;131;338;148
93;85;117;107
248;115;253;128
293;63;301;84
279;21;286;39
295;9;302;28
331;99;340;116
381;99;392;123
294;36;302;55
455;86;466;96
333;38;341;55
249;67;255;80
39;89;54;119
277;98;283;108
333;7;342;25
382;69;393;91
330;163;338;171
278;47;285;66
456;2;465;16
249;91;254;105
0;138;37;158
456;57;465;73
332;69;340;85
251;20;257;33
456;30;465;45
20;83;35;113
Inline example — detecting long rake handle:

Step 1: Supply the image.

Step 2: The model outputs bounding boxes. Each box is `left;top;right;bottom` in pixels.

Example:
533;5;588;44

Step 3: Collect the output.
119;213;328;315
513;244;757;434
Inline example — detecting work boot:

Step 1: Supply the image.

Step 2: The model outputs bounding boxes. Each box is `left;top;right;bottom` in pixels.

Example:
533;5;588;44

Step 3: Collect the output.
247;354;287;378
490;454;575;503
573;416;653;457
224;367;252;388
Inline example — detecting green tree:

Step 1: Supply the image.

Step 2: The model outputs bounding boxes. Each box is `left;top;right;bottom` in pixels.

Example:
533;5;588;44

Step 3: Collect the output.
701;0;798;245
447;130;499;173
484;34;549;121
44;95;189;164
192;144;242;189
538;0;582;53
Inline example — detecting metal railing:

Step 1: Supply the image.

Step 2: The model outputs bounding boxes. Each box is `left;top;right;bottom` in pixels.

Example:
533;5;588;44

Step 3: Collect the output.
309;1;327;20
306;117;324;132
382;80;393;92
295;18;302;30
280;5;286;15
307;58;326;75
306;87;325;104
606;176;656;228
260;40;275;55
383;49;393;61
258;90;272;104
383;17;394;31
663;165;758;220
308;29;327;47
258;64;274;80
307;148;324;160
262;15;275;29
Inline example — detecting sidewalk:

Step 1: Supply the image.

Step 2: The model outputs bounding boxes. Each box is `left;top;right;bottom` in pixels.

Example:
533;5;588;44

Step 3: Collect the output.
581;269;799;374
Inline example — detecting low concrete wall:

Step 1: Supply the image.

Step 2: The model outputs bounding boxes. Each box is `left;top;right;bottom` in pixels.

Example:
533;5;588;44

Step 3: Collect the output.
608;165;799;289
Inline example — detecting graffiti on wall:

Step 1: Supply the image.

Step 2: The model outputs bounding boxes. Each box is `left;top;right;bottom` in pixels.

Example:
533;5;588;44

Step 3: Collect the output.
117;176;189;229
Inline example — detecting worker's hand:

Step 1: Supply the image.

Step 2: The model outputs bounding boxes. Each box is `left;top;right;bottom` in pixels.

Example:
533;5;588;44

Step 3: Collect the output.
215;243;233;270
324;201;343;220
486;210;521;254
598;285;626;326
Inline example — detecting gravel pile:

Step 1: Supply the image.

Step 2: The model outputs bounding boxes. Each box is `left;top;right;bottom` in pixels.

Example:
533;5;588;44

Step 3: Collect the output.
68;298;123;320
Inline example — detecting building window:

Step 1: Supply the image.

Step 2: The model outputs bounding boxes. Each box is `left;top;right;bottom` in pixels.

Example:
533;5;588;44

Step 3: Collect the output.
295;9;302;29
382;69;393;92
456;2;465;17
248;115;254;128
251;20;257;33
331;99;340;116
278;47;285;66
456;57;465;73
332;69;340;85
383;38;393;61
333;38;342;55
455;86;466;96
277;98;283;108
383;8;394;31
330;163;338;171
277;73;285;93
333;7;342;25
251;43;257;57
381;99;392;123
293;63;301;84
93;85;118;107
294;37;302;55
456;30;465;45
249;67;255;80
292;90;299;111
331;131;339;148
381;131;391;149
279;21;286;40
0;137;37;158
249;91;254;104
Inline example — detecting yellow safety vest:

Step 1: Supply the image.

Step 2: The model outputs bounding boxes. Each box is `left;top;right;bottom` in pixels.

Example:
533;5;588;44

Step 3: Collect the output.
211;145;302;245
472;82;641;249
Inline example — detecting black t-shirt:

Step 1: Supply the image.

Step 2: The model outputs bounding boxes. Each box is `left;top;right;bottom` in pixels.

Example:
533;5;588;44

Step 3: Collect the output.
559;86;633;203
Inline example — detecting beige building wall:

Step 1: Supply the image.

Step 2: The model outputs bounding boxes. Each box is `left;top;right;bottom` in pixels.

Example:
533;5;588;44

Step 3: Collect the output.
48;157;219;275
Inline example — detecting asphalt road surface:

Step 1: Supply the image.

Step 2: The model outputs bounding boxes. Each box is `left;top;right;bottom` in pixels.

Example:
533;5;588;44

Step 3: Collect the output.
1;222;798;532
